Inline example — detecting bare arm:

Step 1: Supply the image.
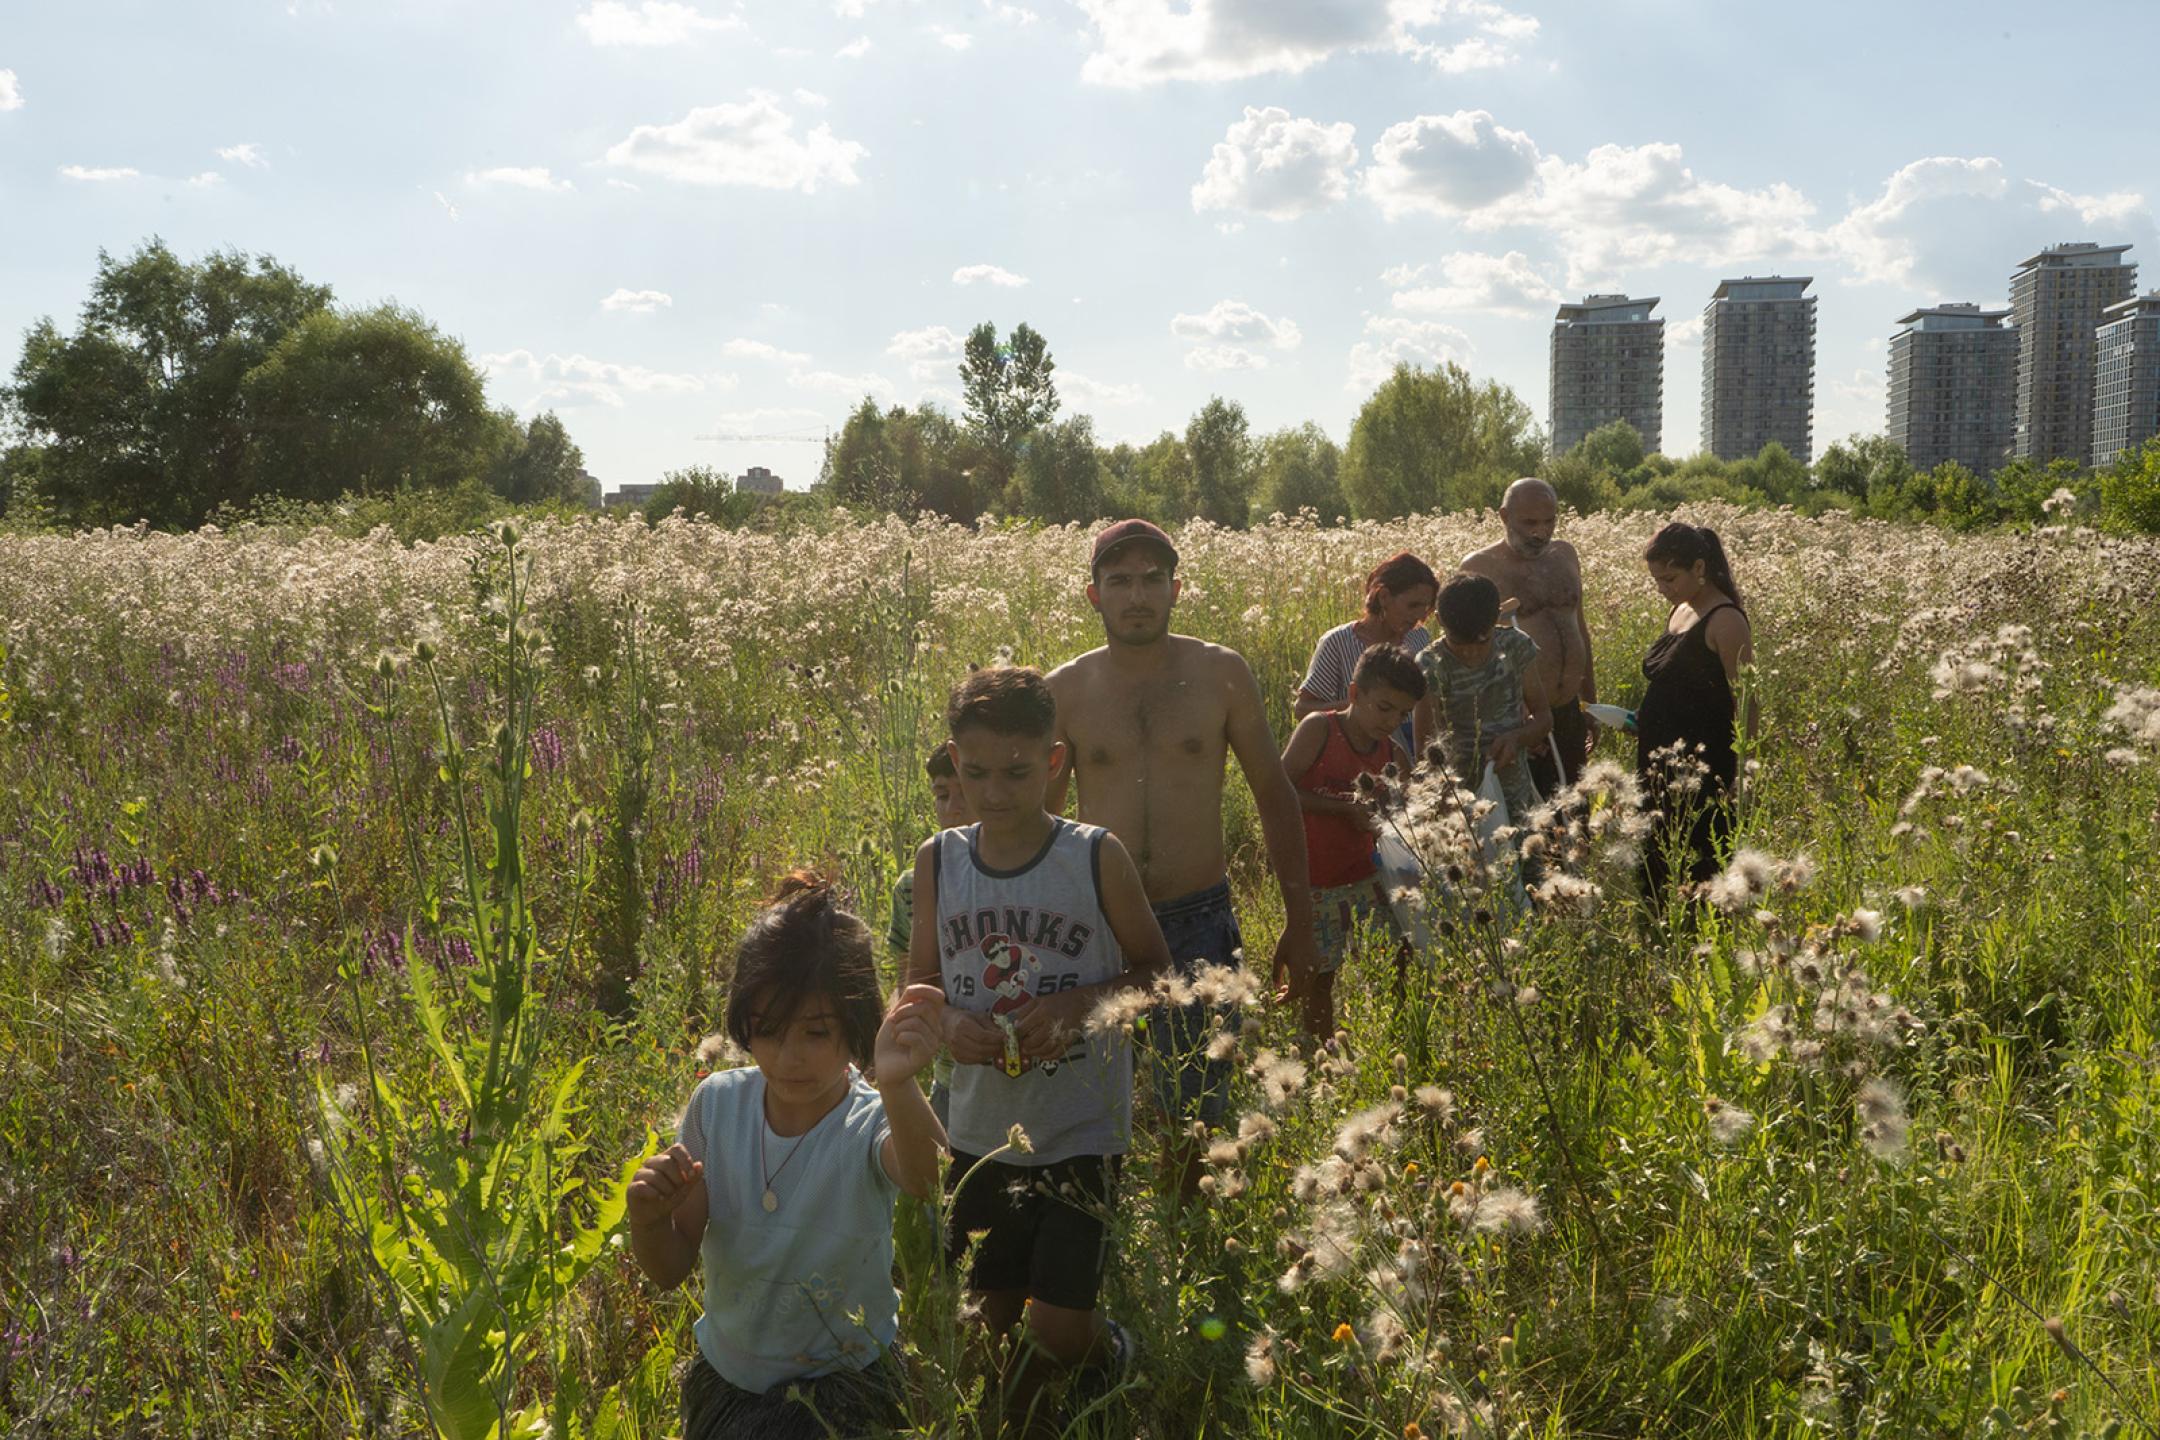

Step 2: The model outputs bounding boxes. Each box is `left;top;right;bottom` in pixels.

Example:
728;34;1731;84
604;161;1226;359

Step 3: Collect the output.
1708;610;1758;742
1282;713;1366;819
1569;547;1597;706
909;835;1004;1064
874;984;949;1198
1492;666;1553;768
1291;689;1331;721
1044;663;1076;815
1223;649;1316;977
625;1142;707;1292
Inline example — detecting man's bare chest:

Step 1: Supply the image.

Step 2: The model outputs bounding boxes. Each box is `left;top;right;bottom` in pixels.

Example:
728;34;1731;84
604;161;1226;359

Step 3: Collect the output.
1070;690;1226;774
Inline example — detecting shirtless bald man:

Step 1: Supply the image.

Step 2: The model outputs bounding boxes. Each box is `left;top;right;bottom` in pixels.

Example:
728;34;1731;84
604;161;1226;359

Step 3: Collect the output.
1462;478;1599;797
1048;519;1317;1197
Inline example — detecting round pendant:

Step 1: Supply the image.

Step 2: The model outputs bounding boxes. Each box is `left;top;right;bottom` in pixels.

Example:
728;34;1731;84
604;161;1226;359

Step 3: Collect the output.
761;1188;779;1213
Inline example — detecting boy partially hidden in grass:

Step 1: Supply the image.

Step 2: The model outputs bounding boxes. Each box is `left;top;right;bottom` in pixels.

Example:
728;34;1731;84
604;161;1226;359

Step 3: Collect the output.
887;742;974;1126
1278;642;1425;1038
1413;571;1552;828
907;665;1173;1428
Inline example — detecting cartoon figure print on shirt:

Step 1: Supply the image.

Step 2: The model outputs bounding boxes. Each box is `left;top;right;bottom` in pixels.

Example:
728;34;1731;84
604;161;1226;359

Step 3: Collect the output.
979;934;1045;1076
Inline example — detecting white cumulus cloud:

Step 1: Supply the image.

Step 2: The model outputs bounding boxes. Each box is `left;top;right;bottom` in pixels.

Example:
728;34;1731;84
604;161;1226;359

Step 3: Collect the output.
1074;0;1537;87
187;171;225;188
217;142;268;168
576;2;742;46
1389;250;1562;316
1824;155;2157;296
887;324;966;380
1062;371;1145;406
601;288;674;312
605;93;865;192
937;30;974;50
837;35;871;57
483;349;716;408
1173;299;1301;370
953;263;1029;287
790;367;894;398
1191;106;1357;220
58;164;139;182
1362;109;1540;219
468;166;575;192
723;337;814;367
1344;316;1473;392
0;69;23;112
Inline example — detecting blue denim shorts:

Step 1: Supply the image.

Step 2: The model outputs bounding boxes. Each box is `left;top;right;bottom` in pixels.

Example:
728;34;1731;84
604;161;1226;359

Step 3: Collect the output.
1145;880;1242;1128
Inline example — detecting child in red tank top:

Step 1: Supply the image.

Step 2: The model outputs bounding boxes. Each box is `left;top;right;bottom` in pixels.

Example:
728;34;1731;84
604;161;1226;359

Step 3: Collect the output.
1277;642;1427;1038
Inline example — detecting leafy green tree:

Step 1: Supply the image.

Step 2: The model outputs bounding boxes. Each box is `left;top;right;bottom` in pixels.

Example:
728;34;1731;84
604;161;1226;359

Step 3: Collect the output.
1929;460;2001;529
1812;434;1912;505
1573;418;1646;478
641;463;742;524
959;322;1058;488
1541;451;1621;514
1255;423;1346;521
1185;396;1256;528
1729;441;1810;506
239;305;511;502
8;239;333;525
1341;362;1542;520
819;399;987;519
2098;437;2160;533
1101;433;1193;522
488;411;587;506
1015;415;1104;523
1994;456;2083;526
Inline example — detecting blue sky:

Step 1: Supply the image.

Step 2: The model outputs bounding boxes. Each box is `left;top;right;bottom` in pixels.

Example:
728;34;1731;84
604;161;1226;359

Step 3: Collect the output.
4;0;2156;493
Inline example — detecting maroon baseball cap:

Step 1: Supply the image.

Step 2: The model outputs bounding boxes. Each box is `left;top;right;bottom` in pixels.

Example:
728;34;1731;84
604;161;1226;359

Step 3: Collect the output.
1090;518;1179;572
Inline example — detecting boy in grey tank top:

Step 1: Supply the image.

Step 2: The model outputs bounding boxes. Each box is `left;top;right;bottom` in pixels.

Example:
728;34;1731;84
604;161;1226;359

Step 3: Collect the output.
907;666;1173;1424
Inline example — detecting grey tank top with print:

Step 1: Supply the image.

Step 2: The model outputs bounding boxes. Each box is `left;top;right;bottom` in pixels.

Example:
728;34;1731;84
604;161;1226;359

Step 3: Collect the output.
934;818;1133;1164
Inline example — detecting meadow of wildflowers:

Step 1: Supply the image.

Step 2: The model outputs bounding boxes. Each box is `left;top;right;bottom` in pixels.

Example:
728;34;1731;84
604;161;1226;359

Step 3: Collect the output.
3;505;2158;1438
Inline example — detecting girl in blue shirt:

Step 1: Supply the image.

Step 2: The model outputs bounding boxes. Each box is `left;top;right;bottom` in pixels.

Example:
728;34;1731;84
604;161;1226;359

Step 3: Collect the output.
627;872;946;1440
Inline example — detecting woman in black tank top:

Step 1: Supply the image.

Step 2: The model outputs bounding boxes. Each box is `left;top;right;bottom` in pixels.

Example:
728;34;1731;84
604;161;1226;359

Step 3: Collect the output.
1634;523;1755;898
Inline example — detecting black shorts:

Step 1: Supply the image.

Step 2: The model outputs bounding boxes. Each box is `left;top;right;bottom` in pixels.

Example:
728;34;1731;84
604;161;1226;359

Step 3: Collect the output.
945;1151;1119;1311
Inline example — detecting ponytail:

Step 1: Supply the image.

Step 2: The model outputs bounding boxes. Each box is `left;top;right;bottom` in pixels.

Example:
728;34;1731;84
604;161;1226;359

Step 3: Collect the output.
1644;523;1743;611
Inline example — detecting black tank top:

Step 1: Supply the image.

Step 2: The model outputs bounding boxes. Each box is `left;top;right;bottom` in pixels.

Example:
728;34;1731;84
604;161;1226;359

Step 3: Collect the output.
1635;602;1741;791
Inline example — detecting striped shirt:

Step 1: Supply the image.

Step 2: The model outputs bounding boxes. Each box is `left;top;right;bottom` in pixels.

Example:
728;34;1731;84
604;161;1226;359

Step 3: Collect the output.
1298;621;1432;707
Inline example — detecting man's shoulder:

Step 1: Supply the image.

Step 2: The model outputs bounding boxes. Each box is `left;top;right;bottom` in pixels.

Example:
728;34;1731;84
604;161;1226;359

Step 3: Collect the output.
1046;646;1111;686
1461;540;1511;572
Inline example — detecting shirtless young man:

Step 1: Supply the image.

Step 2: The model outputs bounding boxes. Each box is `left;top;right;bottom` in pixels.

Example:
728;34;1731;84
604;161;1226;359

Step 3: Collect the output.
1462;478;1599;798
1047;519;1317;1199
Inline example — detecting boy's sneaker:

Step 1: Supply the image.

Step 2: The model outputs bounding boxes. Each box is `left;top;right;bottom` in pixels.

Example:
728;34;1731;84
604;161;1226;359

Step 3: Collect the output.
1064;1319;1139;1425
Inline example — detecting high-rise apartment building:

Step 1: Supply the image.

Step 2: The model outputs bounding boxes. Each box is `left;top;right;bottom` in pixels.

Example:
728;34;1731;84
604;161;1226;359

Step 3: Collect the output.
1548;293;1664;456
2093;291;2160;469
1700;276;1816;463
1885;304;2019;477
2009;242;2137;465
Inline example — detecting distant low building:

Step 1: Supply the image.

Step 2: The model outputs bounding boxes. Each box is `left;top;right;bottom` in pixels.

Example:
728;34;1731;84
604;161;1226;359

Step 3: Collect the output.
576;469;603;509
603;482;662;510
737;466;783;495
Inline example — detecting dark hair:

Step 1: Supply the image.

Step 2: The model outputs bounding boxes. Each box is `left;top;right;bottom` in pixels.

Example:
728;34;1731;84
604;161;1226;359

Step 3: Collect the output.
725;870;883;1067
945;665;1056;740
1435;572;1501;640
1362;551;1440;616
1644;523;1744;611
924;743;957;781
1352;643;1428;703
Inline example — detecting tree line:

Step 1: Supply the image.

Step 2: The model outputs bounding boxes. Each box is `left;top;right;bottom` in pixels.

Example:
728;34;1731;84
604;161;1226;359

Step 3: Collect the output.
1;240;592;529
7;240;2158;536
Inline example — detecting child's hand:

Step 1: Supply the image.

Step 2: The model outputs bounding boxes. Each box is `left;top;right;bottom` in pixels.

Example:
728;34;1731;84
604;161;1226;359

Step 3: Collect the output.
876;984;946;1083
1013;991;1084;1060
945;1006;1008;1065
627;1144;702;1230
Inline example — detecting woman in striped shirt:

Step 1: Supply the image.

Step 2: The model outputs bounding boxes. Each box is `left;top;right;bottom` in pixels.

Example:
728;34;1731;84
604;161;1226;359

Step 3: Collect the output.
1292;551;1440;721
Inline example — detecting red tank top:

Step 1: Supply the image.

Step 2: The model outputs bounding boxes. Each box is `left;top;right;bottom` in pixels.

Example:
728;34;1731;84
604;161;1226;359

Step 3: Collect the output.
1298;714;1392;888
